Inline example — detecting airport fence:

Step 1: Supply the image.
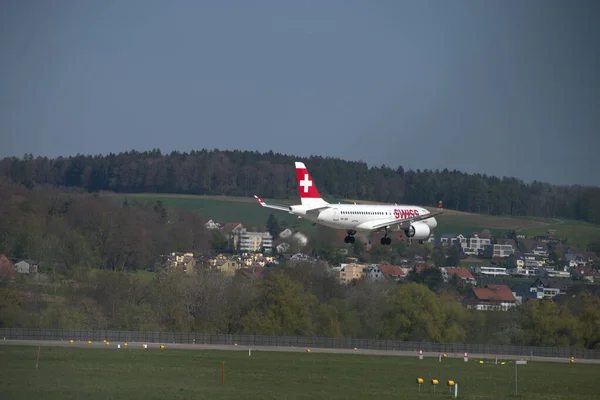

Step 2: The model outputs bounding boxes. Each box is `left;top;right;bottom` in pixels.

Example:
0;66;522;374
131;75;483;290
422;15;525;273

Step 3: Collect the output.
1;327;599;360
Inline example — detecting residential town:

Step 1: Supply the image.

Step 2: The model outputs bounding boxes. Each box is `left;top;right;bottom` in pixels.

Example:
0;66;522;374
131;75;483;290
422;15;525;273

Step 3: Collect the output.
1;217;598;315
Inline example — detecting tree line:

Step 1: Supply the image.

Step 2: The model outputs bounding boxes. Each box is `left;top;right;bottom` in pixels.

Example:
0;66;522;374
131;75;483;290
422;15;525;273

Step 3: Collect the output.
2;264;599;350
2;149;600;224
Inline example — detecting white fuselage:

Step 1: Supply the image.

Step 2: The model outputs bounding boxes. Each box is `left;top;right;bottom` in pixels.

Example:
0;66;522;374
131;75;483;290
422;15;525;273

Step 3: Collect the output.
289;203;438;233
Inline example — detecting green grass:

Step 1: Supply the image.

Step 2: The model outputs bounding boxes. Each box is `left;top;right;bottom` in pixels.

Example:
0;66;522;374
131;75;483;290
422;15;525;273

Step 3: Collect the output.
1;345;599;400
522;220;600;248
111;193;317;233
104;192;600;248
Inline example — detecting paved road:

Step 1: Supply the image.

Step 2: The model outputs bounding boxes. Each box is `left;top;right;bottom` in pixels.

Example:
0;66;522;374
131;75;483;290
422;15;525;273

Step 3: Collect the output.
2;339;599;364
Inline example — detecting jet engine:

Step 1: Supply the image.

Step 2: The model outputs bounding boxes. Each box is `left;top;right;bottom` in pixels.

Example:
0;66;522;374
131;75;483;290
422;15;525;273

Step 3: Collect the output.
404;221;431;240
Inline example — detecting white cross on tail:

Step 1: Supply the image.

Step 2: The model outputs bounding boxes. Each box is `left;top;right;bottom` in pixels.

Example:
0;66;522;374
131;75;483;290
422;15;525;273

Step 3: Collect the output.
299;174;312;193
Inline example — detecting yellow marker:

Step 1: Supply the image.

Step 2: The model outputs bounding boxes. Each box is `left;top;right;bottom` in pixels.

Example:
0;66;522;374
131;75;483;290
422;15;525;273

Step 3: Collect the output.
69;340;74;344
160;345;165;350
431;379;439;385
124;343;128;347
447;380;455;386
479;360;484;364
105;342;110;345
416;378;424;384
443;353;447;358
306;349;311;353
87;341;92;345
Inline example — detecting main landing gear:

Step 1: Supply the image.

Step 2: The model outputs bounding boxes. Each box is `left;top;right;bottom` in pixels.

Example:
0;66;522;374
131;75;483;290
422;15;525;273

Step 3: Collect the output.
380;227;391;246
344;230;356;244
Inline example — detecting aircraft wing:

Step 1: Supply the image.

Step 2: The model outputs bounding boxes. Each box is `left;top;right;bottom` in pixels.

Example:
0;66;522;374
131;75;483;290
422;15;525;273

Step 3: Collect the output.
253;195;293;213
371;210;444;231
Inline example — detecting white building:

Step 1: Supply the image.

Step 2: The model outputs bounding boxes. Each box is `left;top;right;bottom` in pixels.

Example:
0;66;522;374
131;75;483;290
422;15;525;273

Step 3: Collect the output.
483;243;515;258
239;232;273;252
476;266;509;276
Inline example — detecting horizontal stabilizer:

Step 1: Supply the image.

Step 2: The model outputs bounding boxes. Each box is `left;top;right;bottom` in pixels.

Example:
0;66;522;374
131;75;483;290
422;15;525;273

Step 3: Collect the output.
253;195;292;213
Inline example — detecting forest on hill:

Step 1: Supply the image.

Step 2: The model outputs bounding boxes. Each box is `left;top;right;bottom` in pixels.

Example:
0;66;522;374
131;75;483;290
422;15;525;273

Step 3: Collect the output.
2;149;600;224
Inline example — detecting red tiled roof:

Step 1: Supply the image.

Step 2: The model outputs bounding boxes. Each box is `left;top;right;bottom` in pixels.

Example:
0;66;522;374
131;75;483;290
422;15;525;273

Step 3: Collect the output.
445;267;474;280
472;284;516;302
377;265;407;278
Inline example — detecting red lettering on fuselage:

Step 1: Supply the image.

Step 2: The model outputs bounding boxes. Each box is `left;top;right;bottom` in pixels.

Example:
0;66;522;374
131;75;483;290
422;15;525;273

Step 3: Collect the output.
394;208;419;219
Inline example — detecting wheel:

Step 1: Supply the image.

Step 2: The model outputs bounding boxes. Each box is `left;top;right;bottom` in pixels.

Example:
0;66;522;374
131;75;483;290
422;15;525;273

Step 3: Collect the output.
386;237;392;245
344;236;350;243
349;236;355;244
380;237;386;245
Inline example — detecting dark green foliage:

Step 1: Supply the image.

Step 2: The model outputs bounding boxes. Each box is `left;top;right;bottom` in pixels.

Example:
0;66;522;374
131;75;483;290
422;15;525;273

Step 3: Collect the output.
1;149;599;223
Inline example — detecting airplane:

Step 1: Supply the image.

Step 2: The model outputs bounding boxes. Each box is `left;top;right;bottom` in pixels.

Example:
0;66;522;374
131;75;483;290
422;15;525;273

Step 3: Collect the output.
253;161;443;245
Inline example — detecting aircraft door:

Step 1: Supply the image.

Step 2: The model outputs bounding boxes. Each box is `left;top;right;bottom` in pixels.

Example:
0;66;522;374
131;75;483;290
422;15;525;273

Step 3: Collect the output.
333;208;339;221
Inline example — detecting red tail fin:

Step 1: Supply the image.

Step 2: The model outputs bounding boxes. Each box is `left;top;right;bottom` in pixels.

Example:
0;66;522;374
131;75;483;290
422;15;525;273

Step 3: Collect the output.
295;162;327;206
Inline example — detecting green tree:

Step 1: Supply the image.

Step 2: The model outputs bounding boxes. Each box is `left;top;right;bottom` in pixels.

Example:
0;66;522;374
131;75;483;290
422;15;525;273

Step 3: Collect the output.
576;293;600;349
265;213;281;238
519;300;580;347
377;282;444;341
241;270;317;336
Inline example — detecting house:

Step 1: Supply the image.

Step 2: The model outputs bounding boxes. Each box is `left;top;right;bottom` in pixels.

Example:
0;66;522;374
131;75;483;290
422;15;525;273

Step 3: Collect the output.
581;251;598;265
482;241;515;258
275;241;291;254
564;253;587;268
339;264;367;285
530;278;573;299
0;254;15;281
440;233;466;247
460;234;491;255
203;219;221;230
221;222;246;249
466;284;518;311
475;266;509;276
571;266;600;282
531;245;548;258
507;253;525;269
442;267;477;285
14;260;38;274
511;284;542;304
167;252;196;274
239;231;273;253
366;265;409;283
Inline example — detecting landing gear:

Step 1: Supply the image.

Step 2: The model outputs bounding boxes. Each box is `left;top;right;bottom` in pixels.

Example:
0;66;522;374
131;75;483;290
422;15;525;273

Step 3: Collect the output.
380;237;391;246
380;227;391;246
344;230;356;244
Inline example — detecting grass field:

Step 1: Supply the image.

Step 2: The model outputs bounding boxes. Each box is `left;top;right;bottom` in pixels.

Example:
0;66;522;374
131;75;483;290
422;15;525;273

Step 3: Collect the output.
102;192;600;248
1;345;599;400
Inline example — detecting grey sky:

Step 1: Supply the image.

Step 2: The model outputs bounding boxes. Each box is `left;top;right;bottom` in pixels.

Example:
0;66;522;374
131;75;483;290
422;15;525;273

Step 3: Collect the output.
1;0;599;186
